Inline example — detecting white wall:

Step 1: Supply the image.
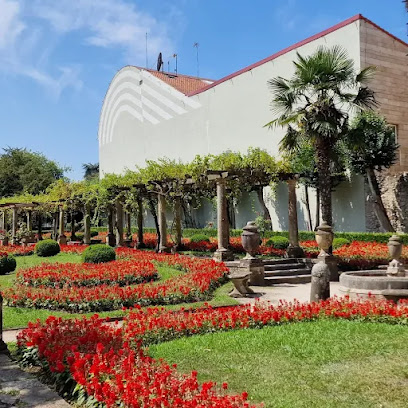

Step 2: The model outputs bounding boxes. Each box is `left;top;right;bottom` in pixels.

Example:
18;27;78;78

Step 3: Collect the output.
99;20;367;232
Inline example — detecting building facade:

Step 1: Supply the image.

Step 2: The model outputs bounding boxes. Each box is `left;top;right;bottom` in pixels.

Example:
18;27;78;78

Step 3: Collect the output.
99;15;408;232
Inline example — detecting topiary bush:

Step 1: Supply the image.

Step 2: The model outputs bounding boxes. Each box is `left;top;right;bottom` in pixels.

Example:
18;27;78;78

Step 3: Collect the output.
189;234;211;243
35;239;61;257
265;236;290;249
333;237;350;249
82;244;116;264
0;253;16;275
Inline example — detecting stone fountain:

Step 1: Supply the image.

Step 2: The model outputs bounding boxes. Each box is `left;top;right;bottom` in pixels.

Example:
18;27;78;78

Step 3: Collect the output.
339;234;408;302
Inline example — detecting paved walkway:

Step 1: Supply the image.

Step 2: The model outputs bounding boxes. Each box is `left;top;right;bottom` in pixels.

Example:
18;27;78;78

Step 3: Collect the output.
0;353;70;408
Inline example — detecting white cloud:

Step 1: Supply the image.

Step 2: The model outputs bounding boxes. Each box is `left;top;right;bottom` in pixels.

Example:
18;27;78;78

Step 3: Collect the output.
30;0;174;64
0;0;177;97
0;0;25;49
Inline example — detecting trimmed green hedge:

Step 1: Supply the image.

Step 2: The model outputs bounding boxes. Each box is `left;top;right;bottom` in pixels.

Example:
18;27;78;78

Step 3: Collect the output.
189;234;211;243
0;254;16;275
35;240;61;257
265;236;290;249
90;227;408;245
82;244;116;264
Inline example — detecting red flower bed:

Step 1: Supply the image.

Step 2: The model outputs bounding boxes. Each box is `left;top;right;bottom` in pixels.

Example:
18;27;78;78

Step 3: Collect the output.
15;259;157;288
16;297;408;407
0;245;34;256
4;251;228;312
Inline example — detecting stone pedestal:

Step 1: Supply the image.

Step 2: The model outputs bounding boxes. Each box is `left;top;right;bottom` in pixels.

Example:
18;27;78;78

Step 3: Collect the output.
57;208;67;245
240;258;265;286
287;179;304;258
214;178;234;261
228;268;254;297
318;253;338;281
310;222;336;301
387;235;405;277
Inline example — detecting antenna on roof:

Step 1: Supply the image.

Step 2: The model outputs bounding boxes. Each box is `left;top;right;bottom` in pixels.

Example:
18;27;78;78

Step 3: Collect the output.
193;42;199;77
173;53;178;74
145;32;148;68
157;52;163;72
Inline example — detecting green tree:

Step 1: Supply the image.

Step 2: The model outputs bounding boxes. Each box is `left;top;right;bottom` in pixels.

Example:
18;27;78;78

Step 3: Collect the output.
346;111;398;232
82;163;99;181
0;148;66;197
266;45;376;226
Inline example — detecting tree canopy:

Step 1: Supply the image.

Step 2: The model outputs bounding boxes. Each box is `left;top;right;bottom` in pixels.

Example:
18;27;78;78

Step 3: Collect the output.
0;147;66;198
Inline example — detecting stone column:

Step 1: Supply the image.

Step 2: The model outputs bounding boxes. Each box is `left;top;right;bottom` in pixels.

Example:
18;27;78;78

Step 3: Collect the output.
70;211;77;241
83;203;91;245
0;293;8;354
26;210;32;232
115;200;124;247
52;211;59;240
37;212;43;241
0;212;4;231
58;207;67;245
11;207;18;245
158;193;169;252
287;179;304;258
106;205;116;247
174;196;183;250
136;198;145;249
124;211;132;247
214;178;234;261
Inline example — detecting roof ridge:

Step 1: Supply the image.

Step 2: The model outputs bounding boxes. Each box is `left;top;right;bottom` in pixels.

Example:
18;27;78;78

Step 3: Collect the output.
187;14;408;97
134;66;215;83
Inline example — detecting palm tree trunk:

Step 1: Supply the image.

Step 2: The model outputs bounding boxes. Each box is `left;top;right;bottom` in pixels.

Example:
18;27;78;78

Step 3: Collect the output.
304;185;313;231
366;168;395;232
316;139;332;226
255;186;273;230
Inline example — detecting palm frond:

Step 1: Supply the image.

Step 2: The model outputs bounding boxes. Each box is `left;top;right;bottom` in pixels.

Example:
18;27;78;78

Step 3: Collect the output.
356;66;376;84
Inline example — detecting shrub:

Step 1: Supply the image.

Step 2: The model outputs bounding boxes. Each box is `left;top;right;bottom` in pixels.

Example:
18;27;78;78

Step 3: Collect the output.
265;236;289;249
82;244;116;264
333;238;350;249
91;231;99;238
35;240;61;257
0;254;16;275
190;234;211;243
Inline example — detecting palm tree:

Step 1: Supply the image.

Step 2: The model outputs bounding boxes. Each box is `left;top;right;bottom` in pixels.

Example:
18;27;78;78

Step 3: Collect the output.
346;111;398;232
266;45;376;226
82;163;99;181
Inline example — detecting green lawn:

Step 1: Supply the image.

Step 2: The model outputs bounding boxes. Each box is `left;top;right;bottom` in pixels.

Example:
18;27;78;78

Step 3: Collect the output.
1;253;237;329
149;320;408;408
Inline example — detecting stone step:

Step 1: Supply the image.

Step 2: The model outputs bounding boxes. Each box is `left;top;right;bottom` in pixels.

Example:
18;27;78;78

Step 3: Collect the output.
262;258;301;266
264;263;307;271
264;274;312;285
264;268;311;277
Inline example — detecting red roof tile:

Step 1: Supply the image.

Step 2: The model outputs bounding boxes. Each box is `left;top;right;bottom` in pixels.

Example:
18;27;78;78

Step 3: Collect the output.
142;68;214;95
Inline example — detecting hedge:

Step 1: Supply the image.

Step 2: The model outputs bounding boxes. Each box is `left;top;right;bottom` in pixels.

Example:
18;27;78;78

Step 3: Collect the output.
90;227;408;245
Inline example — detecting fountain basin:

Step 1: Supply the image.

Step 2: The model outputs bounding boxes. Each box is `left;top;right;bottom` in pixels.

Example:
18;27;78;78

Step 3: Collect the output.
339;270;408;302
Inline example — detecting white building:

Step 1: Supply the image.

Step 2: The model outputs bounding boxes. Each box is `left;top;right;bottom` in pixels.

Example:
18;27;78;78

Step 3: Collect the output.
99;14;408;232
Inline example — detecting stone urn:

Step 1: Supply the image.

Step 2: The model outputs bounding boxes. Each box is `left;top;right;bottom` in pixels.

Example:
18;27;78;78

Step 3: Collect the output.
387;235;405;277
241;221;260;259
315;222;334;257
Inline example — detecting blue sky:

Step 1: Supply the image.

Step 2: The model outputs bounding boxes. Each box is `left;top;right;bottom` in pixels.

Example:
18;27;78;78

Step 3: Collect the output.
0;0;406;180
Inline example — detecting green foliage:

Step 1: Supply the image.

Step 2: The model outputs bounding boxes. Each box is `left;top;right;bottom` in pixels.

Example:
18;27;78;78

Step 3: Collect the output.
189;234;211;243
35;240;61;257
0;254;16;275
82;244;116;264
346;111;399;174
0;147;66;197
265;236;289;249
82;163;99;181
333;237;350;249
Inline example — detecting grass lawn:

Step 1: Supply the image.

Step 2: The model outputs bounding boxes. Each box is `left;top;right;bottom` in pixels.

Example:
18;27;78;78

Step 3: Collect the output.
148;320;408;408
1;253;238;329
